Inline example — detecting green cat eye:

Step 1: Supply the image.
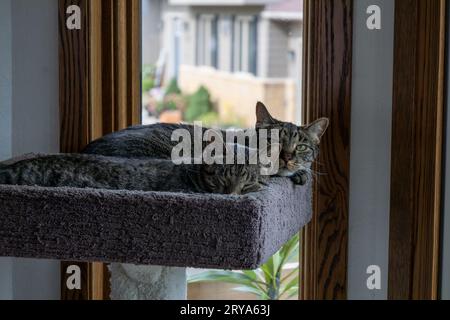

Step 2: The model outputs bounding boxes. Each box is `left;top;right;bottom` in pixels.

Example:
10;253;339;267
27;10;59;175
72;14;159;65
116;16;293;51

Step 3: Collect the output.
297;145;308;152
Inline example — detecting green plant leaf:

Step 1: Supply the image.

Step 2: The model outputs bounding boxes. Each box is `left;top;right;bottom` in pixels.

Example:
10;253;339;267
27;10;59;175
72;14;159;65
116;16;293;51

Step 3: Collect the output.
242;270;258;282
260;263;274;285
187;233;301;301
280;267;298;284
280;275;299;298
282;286;299;299
277;234;299;275
187;270;265;289
233;286;269;300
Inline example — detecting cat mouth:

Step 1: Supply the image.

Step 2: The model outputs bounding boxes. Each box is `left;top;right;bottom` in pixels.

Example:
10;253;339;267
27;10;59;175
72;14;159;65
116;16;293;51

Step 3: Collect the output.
278;159;306;177
279;159;301;171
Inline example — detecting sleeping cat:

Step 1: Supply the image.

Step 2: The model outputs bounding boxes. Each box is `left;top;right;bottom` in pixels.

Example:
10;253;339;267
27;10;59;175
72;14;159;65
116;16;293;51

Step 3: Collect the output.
82;102;329;185
0;154;262;195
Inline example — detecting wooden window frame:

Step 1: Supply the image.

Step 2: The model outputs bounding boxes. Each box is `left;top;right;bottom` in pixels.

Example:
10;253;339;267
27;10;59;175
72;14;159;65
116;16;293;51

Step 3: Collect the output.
301;0;447;300
300;0;353;300
59;0;355;300
58;0;141;300
388;0;446;300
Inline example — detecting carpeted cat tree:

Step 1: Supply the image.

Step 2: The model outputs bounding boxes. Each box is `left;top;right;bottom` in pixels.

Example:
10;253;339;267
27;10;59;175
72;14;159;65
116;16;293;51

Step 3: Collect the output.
0;157;312;300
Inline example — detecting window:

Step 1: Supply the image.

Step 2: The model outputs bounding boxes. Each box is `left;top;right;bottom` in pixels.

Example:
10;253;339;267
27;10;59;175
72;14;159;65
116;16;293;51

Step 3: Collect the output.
196;14;218;68
248;16;258;75
141;0;303;299
211;16;219;69
233;16;258;75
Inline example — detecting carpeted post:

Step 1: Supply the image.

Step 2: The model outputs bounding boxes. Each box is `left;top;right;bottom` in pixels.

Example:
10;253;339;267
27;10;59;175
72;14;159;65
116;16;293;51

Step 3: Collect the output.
109;263;187;300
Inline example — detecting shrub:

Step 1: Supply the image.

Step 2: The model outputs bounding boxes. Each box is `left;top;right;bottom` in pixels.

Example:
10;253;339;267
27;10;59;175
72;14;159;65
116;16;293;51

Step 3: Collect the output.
165;94;187;112
197;112;220;127
185;86;213;122
165;78;181;96
142;64;156;92
142;64;155;79
156;100;178;114
142;77;155;92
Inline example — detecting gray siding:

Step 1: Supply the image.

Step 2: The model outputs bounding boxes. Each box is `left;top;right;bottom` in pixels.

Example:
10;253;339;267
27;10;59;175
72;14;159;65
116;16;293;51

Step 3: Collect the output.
266;20;289;78
142;0;163;65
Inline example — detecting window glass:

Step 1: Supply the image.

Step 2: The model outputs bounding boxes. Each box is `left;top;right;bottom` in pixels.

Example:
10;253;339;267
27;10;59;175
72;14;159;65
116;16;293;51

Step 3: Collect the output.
142;0;303;299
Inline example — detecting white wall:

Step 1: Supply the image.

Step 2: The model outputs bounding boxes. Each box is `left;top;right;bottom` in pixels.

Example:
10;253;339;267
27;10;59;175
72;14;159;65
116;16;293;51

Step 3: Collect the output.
0;0;12;161
11;0;60;156
0;0;14;300
348;0;395;299
0;0;60;300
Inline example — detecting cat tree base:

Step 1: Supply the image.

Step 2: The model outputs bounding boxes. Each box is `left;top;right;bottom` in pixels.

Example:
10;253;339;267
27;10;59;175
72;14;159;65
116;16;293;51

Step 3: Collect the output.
109;264;186;300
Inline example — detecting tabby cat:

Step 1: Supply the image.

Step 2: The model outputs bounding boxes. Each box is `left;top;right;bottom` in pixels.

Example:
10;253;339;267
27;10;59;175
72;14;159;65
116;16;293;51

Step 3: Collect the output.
82;102;329;185
0;154;262;195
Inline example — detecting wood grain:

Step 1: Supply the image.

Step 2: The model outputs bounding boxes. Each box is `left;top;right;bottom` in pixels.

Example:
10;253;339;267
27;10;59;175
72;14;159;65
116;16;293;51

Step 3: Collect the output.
59;0;90;154
59;0;141;300
59;0;92;301
89;0;103;140
300;0;353;300
127;0;142;126
101;0;115;135
388;0;446;300
115;0;128;130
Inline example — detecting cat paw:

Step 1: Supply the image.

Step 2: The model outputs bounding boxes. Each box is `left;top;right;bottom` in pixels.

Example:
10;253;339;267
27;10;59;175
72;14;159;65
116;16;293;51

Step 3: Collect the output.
290;171;308;185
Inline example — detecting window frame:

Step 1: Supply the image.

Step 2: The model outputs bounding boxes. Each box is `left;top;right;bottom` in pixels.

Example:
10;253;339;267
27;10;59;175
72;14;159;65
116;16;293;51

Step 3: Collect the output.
59;0;141;300
58;0;360;301
300;0;353;300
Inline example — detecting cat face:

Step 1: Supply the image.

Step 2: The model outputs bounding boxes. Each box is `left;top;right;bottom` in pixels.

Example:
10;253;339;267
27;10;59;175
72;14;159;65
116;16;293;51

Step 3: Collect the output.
255;102;329;177
200;163;262;195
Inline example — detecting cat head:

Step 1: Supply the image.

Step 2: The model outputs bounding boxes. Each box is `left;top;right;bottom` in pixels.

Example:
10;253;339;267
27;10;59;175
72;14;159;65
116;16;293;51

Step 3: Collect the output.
255;102;329;177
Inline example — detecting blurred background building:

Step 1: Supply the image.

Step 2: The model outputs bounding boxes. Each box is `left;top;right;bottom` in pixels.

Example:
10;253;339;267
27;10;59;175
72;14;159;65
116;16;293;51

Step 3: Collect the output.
142;0;303;127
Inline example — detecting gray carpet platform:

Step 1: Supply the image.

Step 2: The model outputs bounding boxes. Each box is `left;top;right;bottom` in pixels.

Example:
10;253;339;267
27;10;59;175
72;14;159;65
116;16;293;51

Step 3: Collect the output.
0;178;311;270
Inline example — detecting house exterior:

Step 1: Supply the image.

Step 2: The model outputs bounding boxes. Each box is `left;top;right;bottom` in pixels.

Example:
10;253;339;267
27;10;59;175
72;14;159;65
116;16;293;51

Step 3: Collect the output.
142;0;303;126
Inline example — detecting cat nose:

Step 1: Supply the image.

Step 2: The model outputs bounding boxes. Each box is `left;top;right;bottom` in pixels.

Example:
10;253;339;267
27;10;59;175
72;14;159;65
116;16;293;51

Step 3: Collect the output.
281;152;292;161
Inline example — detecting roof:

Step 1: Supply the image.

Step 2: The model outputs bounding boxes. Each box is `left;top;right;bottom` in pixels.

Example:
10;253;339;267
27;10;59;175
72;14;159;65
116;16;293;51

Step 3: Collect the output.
263;0;303;20
266;0;303;13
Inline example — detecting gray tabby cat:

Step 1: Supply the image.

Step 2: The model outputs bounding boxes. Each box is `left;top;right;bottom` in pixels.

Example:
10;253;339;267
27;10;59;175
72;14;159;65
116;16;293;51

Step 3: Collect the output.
0;154;262;195
82;102;329;185
254;103;328;185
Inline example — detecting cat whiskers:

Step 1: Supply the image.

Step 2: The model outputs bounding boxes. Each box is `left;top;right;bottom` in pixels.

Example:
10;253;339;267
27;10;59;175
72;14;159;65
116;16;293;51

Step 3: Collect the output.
299;166;326;180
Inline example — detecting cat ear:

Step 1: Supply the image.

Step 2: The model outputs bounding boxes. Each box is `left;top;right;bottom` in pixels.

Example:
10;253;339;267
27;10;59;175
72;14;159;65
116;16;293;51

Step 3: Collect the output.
256;102;276;125
305;118;329;144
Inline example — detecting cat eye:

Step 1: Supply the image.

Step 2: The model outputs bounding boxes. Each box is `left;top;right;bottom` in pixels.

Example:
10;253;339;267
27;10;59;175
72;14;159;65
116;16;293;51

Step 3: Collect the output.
297;145;308;152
